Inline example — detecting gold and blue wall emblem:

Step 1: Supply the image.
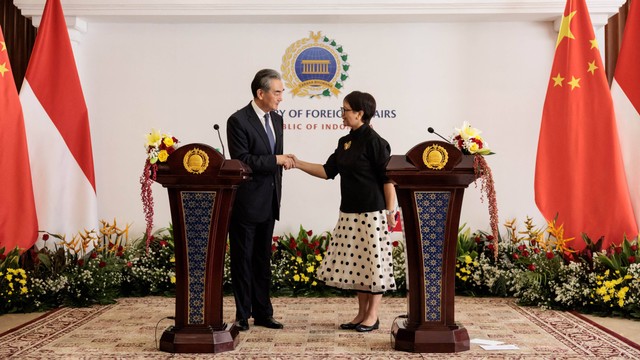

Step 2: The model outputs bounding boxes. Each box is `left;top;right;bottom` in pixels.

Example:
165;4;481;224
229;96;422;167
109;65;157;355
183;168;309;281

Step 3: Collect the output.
281;31;349;98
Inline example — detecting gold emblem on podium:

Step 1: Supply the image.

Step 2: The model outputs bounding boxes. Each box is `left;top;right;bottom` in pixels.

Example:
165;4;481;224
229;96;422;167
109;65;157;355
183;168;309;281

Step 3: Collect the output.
423;145;448;170
183;148;209;174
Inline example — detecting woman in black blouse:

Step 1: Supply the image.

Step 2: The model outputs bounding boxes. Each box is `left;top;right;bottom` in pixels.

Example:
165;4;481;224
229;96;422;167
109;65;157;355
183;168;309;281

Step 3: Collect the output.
291;91;398;332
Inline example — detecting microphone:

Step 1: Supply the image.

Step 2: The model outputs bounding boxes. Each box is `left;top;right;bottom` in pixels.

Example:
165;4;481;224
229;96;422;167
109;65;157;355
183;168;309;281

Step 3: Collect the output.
213;124;226;158
427;127;451;143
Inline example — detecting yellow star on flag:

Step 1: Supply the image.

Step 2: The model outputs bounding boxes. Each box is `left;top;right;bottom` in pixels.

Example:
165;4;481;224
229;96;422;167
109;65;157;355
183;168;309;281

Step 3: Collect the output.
552;73;564;87
587;60;598;75
556;11;577;48
589;38;598;50
1;41;6;51
0;62;9;77
568;76;581;90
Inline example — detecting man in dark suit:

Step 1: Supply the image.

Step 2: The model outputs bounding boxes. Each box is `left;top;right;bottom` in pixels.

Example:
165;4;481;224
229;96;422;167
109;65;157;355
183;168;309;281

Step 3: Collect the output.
226;69;293;331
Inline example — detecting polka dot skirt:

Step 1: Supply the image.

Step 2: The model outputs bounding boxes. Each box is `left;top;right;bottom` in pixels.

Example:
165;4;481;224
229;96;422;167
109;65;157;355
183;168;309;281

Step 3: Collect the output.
316;210;396;293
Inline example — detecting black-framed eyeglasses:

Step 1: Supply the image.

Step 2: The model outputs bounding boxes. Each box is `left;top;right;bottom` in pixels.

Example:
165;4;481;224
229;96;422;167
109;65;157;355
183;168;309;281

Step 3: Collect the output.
340;107;356;112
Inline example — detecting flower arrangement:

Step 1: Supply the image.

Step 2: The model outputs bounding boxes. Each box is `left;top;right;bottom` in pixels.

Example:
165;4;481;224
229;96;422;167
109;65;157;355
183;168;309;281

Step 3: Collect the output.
140;129;179;250
451;121;493;156
451;121;499;257
2;220;639;319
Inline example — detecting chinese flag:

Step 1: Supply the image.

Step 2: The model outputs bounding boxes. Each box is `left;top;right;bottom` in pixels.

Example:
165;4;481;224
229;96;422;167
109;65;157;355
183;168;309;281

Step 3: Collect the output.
0;28;39;251
20;0;98;244
612;0;640;231
535;0;638;251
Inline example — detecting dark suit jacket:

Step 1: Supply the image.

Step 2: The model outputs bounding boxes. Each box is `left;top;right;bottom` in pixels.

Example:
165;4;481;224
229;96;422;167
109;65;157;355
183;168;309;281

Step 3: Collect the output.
227;102;283;222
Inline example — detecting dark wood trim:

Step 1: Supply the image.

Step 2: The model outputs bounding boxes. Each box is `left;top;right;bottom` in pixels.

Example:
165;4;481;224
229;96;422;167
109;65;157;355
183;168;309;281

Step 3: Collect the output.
0;0;37;91
606;0;632;85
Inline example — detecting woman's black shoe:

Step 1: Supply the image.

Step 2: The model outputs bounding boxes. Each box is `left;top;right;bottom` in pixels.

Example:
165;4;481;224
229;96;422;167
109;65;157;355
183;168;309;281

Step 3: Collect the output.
355;319;380;332
339;321;361;330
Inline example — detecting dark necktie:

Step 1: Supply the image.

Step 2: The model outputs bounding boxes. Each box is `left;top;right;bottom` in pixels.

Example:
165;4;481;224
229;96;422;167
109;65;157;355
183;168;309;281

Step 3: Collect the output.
264;113;276;154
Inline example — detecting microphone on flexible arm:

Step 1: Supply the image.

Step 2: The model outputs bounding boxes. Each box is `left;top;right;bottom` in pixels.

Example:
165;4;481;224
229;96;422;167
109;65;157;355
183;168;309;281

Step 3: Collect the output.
427;127;451;143
213;124;226;158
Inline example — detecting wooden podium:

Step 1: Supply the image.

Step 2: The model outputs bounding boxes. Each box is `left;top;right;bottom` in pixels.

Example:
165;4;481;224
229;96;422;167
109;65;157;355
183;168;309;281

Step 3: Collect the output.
386;141;475;353
154;143;251;353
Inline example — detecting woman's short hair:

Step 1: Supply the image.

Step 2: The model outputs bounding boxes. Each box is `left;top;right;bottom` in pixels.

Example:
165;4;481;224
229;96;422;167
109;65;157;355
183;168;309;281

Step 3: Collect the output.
344;91;376;124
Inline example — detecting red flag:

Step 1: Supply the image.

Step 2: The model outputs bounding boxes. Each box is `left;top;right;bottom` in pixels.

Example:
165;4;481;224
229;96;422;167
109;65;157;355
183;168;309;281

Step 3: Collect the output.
0;28;39;251
20;0;98;244
535;0;638;251
612;0;640;231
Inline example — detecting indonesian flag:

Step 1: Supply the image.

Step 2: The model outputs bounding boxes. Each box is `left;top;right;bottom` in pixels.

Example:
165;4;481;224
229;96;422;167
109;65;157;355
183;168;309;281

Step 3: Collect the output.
534;0;638;251
612;0;640;231
0;28;39;251
20;0;98;245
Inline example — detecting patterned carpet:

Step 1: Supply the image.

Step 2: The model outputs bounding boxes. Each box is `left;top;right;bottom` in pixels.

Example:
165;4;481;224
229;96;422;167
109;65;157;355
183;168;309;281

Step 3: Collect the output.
0;296;639;359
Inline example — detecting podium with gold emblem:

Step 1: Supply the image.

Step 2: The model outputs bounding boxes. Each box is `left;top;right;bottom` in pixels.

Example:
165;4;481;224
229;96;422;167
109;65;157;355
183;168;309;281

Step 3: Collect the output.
154;143;251;353
386;140;475;353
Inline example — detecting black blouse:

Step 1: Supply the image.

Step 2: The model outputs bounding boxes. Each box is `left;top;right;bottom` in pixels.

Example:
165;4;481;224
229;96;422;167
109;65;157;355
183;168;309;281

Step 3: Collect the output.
323;124;391;213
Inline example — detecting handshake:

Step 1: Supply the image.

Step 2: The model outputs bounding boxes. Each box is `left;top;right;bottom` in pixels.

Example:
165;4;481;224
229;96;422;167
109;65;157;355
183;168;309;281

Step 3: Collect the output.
276;154;299;170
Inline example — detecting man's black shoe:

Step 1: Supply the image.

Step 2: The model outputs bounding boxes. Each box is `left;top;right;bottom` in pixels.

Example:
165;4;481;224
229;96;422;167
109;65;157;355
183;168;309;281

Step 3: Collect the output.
235;319;249;331
254;317;284;329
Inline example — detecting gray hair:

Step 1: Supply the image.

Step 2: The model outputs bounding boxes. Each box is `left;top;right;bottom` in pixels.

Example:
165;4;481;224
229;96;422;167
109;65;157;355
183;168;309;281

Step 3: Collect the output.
251;69;281;98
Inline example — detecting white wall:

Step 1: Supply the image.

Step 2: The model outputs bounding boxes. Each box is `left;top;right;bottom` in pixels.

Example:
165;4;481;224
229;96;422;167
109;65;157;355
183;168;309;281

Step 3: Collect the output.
76;20;554;238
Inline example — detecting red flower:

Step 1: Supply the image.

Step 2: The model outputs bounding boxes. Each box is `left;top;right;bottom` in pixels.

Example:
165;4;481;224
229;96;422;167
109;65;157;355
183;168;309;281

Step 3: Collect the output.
545;251;554;260
307;230;313;236
517;244;526;252
42;233;50;241
392;241;399;247
533;248;540;254
314;249;320;255
127;261;133;267
271;244;277;253
629;256;637;264
159;240;168;247
296;251;302;257
615;246;623;254
487;243;495;252
522;250;530;257
117;245;124;252
90;252;98;259
0;254;6;261
272;236;280;243
486;235;494;241
77;259;85;266
631;245;638;252
474;236;481;243
530;239;537;246
528;264;536;271
289;238;297;249
313;241;320;248
116;251;124;257
99;261;107;268
512;253;519;260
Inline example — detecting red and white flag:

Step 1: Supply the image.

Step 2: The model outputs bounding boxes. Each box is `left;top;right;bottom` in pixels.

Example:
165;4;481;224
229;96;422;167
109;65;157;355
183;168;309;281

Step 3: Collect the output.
20;0;98;244
0;28;39;251
534;0;638;251
612;0;640;230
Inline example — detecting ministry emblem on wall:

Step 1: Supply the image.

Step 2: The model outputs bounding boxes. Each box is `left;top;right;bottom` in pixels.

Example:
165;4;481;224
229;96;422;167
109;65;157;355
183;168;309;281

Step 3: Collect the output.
281;31;350;98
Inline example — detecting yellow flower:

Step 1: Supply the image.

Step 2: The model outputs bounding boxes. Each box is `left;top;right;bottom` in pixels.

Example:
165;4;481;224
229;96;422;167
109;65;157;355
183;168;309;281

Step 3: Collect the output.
464;256;472;264
170;256;175;263
311;281;317;286
315;254;322;261
170;276;176;284
163;136;174;147
20;287;28;294
293;274;300;282
157;150;169;162
145;129;162;147
296;257;303;264
306;265;315;273
6;274;12;281
456;121;481;141
618;298;625;307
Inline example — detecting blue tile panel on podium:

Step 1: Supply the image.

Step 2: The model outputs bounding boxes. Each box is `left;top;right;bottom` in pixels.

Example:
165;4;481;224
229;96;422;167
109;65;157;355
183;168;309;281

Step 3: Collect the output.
181;191;217;325
414;191;450;322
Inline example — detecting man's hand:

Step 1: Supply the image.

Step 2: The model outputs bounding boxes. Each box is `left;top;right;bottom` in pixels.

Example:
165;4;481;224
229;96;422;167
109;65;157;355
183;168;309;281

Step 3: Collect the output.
277;154;296;170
